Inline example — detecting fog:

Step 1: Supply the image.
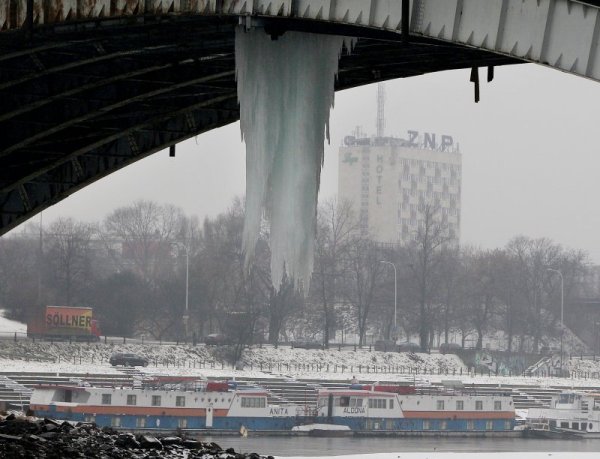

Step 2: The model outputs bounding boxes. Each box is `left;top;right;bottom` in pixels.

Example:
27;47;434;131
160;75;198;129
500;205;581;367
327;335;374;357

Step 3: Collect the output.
29;63;600;262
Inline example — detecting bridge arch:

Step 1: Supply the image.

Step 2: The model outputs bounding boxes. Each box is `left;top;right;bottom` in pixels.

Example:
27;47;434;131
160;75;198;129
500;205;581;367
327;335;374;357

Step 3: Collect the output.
0;0;597;234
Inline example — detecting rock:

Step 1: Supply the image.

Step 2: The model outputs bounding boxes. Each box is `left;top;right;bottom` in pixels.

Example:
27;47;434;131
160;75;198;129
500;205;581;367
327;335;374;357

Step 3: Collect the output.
138;435;163;450
0;415;272;459
161;436;182;445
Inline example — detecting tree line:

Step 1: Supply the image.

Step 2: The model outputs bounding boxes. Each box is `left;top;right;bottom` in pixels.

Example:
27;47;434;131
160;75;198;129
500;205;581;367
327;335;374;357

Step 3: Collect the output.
0;198;589;355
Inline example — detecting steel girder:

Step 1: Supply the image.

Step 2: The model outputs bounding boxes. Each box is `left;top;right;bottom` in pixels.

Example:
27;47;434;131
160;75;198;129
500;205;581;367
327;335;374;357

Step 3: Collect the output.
0;8;522;235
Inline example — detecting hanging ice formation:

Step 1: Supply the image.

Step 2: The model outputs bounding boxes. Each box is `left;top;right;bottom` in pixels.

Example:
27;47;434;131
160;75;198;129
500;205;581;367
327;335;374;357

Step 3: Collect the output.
236;26;352;291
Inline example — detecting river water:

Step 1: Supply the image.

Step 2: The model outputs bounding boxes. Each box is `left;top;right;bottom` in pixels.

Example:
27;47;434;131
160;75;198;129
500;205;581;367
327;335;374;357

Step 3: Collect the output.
203;436;600;456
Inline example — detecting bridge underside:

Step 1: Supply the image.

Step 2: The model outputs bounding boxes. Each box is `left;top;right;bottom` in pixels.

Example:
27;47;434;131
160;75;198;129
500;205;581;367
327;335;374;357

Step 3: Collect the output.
0;15;520;235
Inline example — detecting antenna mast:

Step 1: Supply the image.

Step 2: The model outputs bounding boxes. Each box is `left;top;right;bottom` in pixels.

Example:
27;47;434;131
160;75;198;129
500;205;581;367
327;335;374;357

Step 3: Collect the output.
376;82;385;138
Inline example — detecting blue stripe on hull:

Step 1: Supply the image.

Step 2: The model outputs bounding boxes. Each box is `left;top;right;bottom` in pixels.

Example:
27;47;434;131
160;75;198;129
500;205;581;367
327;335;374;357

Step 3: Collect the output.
326;416;515;432
33;409;514;432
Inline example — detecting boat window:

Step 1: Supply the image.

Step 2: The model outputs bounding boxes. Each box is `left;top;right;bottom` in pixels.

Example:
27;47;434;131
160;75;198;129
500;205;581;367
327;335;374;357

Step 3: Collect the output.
423;420;431;430
318;398;327;408
111;416;121;427
486;420;493;430
389;399;394;409
467;420;474;430
559;394;575;404
560;422;569;428
356;398;363;407
178;418;188;428
368;399;387;409
440;420;447;430
504;421;511;430
152;395;161;407
589;423;593;430
64;390;72;403
127;395;136;406
136;417;146;428
84;415;95;423
101;394;112;405
339;396;350;407
581;423;587;431
436;400;444;410
241;397;266;408
549;420;556;428
572;422;579;430
176;396;186;407
456;400;464;410
494;401;502;410
475;400;483;410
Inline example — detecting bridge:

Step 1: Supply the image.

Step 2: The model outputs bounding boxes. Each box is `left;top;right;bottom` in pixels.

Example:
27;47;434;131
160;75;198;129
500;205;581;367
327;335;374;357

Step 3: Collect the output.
1;0;599;235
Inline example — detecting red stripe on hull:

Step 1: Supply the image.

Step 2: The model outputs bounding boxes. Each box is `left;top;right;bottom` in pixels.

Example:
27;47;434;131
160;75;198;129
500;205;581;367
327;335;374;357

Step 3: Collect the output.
32;404;229;417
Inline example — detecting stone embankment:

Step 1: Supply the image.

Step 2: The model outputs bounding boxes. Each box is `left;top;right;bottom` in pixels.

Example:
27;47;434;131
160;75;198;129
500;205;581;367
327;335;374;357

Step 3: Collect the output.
0;413;272;459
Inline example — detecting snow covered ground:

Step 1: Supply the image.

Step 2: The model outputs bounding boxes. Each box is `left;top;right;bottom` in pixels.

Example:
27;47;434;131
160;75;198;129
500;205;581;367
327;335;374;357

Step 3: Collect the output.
0;310;598;387
279;454;597;459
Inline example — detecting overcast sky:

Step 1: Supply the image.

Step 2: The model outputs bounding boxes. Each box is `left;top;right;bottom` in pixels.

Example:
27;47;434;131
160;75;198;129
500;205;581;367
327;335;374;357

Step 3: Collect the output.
21;62;600;262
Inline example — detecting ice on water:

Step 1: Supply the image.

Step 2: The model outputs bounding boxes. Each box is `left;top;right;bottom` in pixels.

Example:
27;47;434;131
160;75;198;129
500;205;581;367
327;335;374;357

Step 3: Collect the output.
236;27;350;290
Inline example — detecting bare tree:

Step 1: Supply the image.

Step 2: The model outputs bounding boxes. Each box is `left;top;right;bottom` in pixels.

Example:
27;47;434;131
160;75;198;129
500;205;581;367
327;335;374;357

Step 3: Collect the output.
103;200;187;282
407;203;451;351
310;198;356;347
341;235;384;347
45;217;96;306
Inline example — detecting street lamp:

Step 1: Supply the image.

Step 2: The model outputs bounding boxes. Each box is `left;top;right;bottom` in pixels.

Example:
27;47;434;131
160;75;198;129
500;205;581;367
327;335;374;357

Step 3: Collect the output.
380;261;397;340
547;268;564;376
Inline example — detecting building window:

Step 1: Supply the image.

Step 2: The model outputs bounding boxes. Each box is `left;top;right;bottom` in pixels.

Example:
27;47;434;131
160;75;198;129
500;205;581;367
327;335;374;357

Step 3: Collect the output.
456;400;464;410
127;395;136;406
136;417;146;428
494;401;502;411
101;394;112;405
475;400;483;410
176;396;186;407
436;400;445;410
152;395;161;407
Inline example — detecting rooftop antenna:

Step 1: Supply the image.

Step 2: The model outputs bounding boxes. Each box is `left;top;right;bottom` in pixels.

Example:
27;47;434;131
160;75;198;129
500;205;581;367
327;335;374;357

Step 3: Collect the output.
376;82;385;138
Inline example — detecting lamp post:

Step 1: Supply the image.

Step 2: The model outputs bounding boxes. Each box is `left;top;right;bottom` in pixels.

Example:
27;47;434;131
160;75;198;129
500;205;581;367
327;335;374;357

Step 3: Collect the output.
380;261;397;340
547;268;564;376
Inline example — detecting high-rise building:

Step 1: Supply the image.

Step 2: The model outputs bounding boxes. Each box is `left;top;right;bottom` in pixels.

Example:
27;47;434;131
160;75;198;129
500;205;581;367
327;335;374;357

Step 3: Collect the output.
338;129;462;245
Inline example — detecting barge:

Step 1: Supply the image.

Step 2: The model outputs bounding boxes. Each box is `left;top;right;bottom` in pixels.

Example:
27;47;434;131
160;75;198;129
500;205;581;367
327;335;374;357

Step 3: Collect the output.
29;378;516;435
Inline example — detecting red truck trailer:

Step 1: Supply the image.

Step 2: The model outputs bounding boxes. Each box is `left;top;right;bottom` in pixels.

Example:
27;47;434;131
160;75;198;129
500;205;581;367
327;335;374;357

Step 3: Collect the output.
27;306;101;341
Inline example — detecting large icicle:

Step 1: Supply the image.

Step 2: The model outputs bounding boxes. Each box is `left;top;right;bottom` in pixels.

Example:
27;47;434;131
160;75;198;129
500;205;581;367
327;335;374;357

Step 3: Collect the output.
236;27;350;291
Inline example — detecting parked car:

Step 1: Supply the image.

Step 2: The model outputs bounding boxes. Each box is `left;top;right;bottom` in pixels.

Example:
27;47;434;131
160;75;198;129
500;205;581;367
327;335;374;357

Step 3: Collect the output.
439;342;462;354
291;340;323;350
374;340;397;352
204;334;229;345
397;342;421;352
109;353;148;367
